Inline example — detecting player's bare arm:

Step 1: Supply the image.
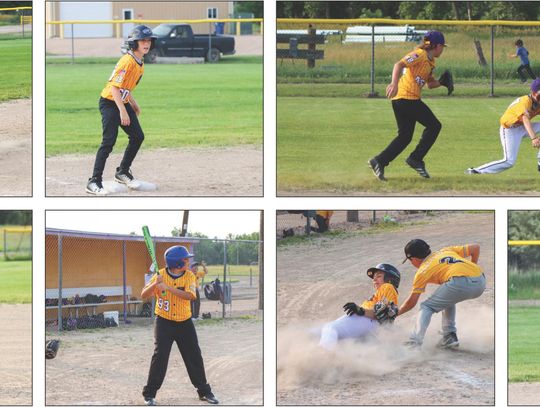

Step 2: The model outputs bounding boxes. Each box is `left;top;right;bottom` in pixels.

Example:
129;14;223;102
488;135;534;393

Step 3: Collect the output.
129;95;141;116
427;76;441;89
522;114;540;147
110;86;131;126
398;292;421;316
141;279;160;299
386;60;405;99
467;244;480;264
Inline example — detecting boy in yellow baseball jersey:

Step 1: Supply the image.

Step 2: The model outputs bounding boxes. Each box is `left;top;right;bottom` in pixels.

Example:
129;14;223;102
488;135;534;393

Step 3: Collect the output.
466;78;540;174
369;30;449;181
141;246;218;405
86;25;156;195
190;261;208;320
318;264;400;350
398;239;486;348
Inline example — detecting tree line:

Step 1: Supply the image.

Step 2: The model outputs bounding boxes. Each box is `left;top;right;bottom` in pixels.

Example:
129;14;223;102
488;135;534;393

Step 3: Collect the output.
508;211;540;272
172;229;260;265
0;210;32;226
277;1;539;21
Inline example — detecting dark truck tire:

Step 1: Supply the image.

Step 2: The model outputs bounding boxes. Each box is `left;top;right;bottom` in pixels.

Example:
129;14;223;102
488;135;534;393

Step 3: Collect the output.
205;47;221;63
144;49;160;64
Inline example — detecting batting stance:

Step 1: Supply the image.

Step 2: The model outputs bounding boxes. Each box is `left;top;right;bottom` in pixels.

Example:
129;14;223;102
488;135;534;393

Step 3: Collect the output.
141;246;218;405
398;239;486;348
318;264;400;350
368;30;452;181
86;25;156;195
466;78;540;175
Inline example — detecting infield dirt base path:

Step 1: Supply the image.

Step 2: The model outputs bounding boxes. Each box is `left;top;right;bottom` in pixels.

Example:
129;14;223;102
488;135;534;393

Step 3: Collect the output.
0;99;32;196
277;212;495;405
46;317;262;405
0;304;31;405
509;382;540;405
46;145;262;196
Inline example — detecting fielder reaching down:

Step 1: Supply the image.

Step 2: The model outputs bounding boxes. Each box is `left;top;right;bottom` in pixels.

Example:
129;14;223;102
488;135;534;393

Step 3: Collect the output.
86;25;156;195
398;239;486;348
369;30;452;181
318;264;400;350
466;78;540;175
141;246;218;405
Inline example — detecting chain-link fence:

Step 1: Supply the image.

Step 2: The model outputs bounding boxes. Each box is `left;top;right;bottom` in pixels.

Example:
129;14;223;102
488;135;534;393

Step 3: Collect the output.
277;210;439;239
3;227;32;260
46;228;262;332
277;18;540;96
0;6;32;39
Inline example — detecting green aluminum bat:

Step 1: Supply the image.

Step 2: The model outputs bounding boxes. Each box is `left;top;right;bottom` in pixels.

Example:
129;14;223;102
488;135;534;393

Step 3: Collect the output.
142;225;165;296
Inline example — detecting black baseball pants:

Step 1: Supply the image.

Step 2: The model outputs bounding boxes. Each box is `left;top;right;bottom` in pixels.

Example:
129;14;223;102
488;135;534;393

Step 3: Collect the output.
518;64;536;81
91;97;145;180
142;316;212;399
375;98;441;167
191;289;201;319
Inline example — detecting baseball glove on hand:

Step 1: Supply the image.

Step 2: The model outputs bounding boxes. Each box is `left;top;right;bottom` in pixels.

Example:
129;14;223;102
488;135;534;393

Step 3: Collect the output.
45;339;60;359
374;301;398;324
343;302;365;316
438;70;454;95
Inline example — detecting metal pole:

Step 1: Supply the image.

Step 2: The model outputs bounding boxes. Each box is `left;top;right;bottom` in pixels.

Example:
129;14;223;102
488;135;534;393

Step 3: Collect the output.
369;25;377;97
222;241;227;318
249;265;252;287
71;24;75;64
490;26;494;97
3;229;6;260
58;235;63;332
122;240;127;323
208;22;212;62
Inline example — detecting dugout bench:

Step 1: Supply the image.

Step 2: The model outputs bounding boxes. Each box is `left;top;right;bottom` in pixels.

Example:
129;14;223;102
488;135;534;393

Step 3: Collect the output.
45;286;144;319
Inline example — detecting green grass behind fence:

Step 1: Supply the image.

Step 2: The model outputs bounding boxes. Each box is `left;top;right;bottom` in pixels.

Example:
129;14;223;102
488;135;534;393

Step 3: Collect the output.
0;37;31;101
277;96;540;194
509;306;540;382
205;264;260;278
46;57;263;156
0;260;31;303
509;272;540;300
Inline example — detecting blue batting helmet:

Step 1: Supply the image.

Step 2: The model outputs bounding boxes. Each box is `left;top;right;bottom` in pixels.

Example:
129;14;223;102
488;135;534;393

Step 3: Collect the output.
164;245;194;269
367;263;401;289
127;25;157;50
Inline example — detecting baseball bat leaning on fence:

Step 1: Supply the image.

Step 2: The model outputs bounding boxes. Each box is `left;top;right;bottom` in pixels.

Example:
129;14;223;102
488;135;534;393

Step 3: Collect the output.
142;225;166;297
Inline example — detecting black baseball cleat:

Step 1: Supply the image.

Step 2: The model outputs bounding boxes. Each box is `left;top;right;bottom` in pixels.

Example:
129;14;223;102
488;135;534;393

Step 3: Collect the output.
406;157;430;178
437;332;459;349
144;398;157;406
368;158;387;181
85;177;108;195
114;167;138;188
465;167;480;175
199;393;219;404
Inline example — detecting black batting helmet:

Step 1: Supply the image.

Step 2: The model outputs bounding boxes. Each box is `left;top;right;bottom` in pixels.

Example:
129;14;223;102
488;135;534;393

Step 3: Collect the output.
127;25;157;50
367;263;401;289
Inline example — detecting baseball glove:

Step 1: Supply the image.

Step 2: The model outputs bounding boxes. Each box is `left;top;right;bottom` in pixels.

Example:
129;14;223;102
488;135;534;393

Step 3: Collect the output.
45;339;60;359
438;70;454;95
373;301;398;324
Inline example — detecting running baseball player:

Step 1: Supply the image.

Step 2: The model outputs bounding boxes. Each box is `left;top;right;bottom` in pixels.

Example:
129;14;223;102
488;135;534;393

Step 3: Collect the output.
368;30;451;181
398;239;486;348
86;25;156;195
318;264;400;350
509;39;536;83
466;78;540;174
141;246;218;405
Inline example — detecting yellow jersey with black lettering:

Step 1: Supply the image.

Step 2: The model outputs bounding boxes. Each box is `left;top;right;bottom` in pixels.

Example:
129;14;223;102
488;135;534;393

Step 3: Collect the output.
500;95;540;128
100;52;144;103
361;282;398;309
149;268;196;322
393;48;435;100
412;245;483;294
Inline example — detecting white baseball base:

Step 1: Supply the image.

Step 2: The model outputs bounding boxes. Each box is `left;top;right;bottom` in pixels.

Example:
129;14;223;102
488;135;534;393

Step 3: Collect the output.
102;180;158;194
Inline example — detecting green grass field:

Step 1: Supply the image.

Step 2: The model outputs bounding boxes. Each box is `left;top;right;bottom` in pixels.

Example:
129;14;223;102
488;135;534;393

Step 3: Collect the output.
0;37;31;101
46;57;263;156
205;264;259;277
277;95;540;194
509;306;540;382
509;272;540;300
0;260;31;303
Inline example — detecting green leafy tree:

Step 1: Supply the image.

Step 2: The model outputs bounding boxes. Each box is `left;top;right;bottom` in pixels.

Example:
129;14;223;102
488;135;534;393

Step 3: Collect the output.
508;211;540;272
234;1;263;18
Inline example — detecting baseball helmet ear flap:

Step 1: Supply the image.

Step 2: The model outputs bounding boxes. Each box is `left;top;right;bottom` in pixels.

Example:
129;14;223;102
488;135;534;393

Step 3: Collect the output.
367;263;401;289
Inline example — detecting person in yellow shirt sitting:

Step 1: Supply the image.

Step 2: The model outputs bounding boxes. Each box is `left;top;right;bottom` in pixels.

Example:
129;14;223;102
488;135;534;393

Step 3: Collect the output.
398;239;486;349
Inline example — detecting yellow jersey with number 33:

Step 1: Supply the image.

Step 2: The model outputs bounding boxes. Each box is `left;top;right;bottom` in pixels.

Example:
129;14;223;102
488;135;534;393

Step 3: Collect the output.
412;245;483;294
100;51;144;104
500;95;540;128
393;48;435;101
148;268;196;322
361;282;399;309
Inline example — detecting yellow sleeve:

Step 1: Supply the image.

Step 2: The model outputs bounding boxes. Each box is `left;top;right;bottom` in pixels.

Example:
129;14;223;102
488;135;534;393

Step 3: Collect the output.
185;272;197;297
376;283;399;305
442;245;469;258
401;49;424;67
108;57;131;89
412;269;429;294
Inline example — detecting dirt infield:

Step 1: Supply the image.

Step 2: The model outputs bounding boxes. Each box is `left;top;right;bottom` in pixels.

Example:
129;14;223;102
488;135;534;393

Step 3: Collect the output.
277;212;495;405
509;382;540;405
0;99;32;196
0;304;31;405
46;146;262;196
46;316;262;405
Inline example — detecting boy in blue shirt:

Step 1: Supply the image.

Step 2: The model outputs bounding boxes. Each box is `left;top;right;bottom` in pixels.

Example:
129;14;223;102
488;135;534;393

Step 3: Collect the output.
509;39;535;83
